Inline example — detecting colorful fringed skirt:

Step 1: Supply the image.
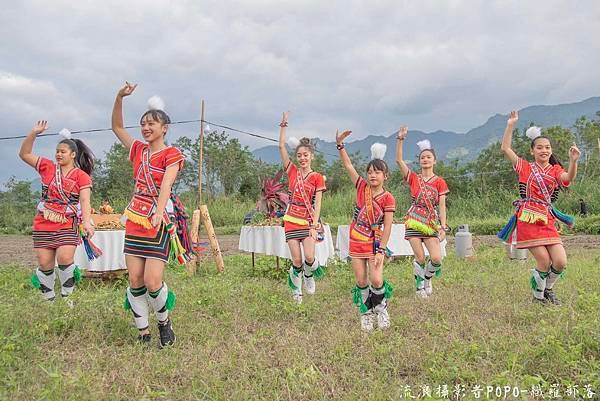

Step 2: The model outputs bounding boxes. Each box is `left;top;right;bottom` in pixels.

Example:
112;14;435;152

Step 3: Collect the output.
348;225;376;260
404;227;438;240
283;220;310;242
515;213;562;249
124;220;171;262
32;213;80;249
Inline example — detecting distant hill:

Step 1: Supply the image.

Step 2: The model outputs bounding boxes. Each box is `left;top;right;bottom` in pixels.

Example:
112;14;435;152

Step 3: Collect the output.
253;96;600;165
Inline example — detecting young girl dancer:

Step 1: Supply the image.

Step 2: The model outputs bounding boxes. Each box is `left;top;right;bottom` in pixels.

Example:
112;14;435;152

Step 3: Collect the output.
395;126;449;299
336;130;395;331
112;82;188;346
278;112;326;304
499;111;580;305
19;121;95;301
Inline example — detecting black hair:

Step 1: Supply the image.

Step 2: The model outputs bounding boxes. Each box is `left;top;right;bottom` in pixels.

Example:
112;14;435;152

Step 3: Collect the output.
531;136;562;167
419;148;437;160
140;110;171;126
58;138;95;175
295;137;315;154
366;159;389;175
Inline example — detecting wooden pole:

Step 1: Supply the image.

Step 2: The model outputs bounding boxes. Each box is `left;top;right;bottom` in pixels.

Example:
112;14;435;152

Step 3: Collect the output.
200;204;225;272
185;209;201;276
191;100;206;273
188;99;225;273
197;99;205;208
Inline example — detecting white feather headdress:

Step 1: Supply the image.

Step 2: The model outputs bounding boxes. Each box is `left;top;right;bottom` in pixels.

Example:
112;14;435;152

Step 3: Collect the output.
525;126;542;140
287;136;300;150
416;139;432;152
147;96;165;111
59;128;72;140
370;143;387;160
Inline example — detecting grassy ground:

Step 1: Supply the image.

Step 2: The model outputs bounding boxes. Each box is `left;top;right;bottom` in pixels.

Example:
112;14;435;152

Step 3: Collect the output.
1;246;599;400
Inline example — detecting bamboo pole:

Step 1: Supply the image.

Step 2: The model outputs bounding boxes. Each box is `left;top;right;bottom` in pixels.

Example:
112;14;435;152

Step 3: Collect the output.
187;101;205;274
200;204;225;273
185;209;201;276
193;101;206;272
197;100;205;208
189;100;225;273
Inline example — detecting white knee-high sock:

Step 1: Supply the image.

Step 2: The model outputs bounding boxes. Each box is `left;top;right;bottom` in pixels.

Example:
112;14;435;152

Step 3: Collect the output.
147;283;175;324
126;286;150;330
530;269;548;300
57;263;80;297
546;266;563;290
413;260;425;291
33;268;56;301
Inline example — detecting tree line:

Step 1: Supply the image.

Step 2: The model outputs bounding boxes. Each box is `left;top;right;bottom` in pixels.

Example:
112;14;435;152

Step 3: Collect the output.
1;112;599;234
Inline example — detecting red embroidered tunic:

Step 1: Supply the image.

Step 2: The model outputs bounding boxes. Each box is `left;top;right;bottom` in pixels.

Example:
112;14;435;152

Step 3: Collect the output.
125;140;185;238
33;157;92;231
403;170;449;237
405;171;449;208
282;162;326;239
349;177;396;259
514;157;569;248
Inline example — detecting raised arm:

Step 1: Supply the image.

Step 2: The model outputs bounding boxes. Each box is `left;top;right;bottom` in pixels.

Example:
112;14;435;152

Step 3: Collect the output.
278;112;290;168
500;110;519;166
336;130;360;184
395;125;410;177
19;120;48;168
111;82;137;150
560;144;580;183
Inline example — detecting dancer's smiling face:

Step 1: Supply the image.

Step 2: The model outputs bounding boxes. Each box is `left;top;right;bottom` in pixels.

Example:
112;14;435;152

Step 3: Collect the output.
296;146;313;169
140;112;168;143
531;137;553;164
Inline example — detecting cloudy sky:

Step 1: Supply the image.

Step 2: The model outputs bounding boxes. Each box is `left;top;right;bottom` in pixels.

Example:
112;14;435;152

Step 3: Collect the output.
1;0;599;184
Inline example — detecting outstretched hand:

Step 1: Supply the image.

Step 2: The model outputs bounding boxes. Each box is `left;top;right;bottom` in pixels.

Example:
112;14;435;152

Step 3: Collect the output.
117;81;137;98
280;111;289;127
569;144;581;161
32;120;48;135
336;129;352;145
397;125;408;140
507;110;519;126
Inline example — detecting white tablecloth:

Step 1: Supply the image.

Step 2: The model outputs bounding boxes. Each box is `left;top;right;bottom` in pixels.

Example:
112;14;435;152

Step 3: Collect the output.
336;224;447;259
238;225;335;266
75;230;126;271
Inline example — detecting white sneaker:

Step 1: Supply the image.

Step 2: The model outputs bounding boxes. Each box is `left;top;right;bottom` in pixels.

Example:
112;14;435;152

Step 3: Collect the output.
376;308;390;329
416;289;428;299
303;274;316;295
424;279;433;296
292;292;303;305
360;312;374;332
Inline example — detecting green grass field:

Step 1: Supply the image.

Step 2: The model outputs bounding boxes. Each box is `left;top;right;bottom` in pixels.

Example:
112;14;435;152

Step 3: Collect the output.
1;246;599;400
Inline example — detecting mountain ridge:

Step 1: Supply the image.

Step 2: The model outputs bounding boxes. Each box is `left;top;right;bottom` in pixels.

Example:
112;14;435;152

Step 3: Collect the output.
253;96;600;165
